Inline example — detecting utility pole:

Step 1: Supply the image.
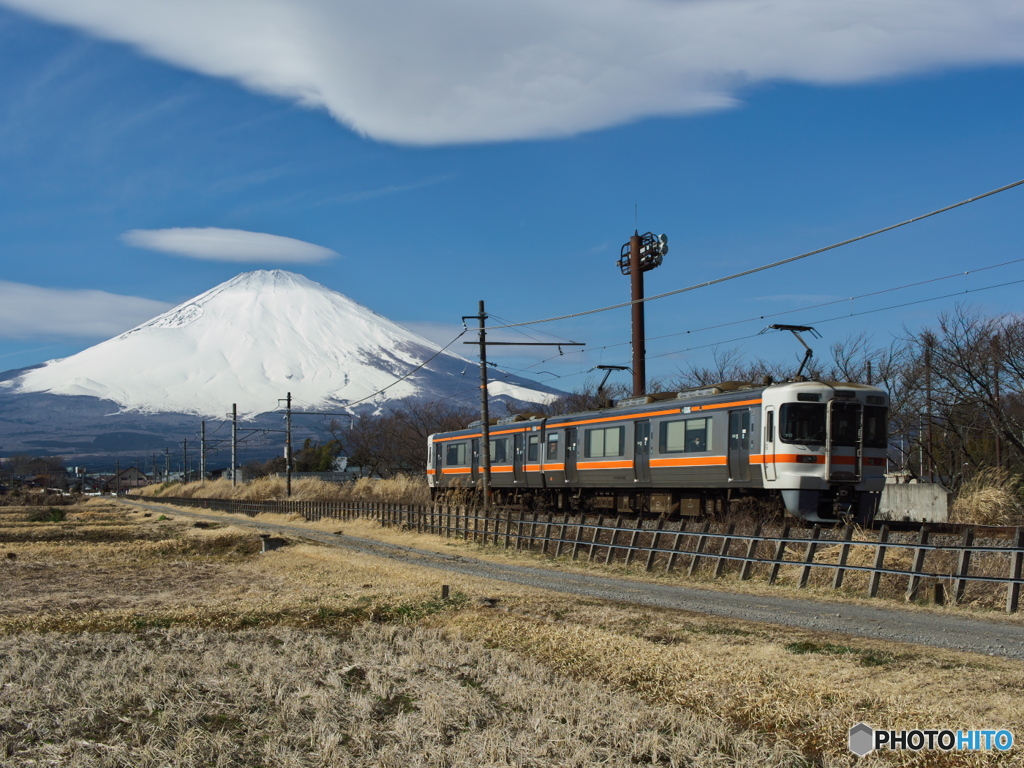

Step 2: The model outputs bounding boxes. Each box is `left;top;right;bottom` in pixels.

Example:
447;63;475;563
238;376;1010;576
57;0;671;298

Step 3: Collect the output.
164;448;169;482
114;459;120;496
993;333;1002;470
231;404;238;486
200;421;207;482
618;231;667;396
924;340;934;481
476;302;492;507
461;301;583;508
285;392;293;498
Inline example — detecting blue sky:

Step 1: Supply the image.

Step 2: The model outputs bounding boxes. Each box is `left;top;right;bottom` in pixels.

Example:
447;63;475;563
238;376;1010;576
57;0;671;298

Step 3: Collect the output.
2;0;1024;396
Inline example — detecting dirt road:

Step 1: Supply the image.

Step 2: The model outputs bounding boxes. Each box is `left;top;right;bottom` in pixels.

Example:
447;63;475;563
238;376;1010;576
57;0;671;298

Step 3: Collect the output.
122;498;1024;660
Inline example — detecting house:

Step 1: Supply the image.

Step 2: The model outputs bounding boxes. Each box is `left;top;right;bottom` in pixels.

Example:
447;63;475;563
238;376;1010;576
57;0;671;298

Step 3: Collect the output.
102;467;150;493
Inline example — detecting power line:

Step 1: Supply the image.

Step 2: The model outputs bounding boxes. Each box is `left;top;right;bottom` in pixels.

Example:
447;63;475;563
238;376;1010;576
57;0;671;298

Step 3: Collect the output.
596;256;1024;355
643;274;1024;363
496;255;1024;380
292;331;468;415
485;177;1024;330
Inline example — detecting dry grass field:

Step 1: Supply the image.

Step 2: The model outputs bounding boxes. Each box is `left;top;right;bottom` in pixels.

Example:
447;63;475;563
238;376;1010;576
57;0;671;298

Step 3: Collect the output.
2;500;1022;767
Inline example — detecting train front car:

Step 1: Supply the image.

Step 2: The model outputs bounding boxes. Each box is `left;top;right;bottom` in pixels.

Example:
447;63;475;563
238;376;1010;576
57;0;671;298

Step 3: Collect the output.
761;381;888;523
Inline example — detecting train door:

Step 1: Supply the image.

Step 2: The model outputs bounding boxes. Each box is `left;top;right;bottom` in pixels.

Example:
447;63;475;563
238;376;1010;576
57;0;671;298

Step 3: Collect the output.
728;410;751;482
827;400;863;482
513;433;525;484
634;420;651;483
763;407;777;482
471;438;480;482
432;442;442;484
564;427;579;483
526;432;541;488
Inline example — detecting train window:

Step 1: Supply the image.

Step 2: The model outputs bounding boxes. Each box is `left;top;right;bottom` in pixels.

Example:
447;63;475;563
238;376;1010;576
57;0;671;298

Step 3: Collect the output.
779;404;826;445
766;411;774;443
527;434;540;462
584;426;625;458
489;438;508;463
659;418;712;453
446;442;467;465
830;402;860;447
546;432;559;460
864;406;888;448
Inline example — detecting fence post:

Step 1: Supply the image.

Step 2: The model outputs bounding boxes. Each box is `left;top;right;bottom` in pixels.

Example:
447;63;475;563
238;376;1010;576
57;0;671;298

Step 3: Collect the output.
528;510;539;551
798;525;822;589
588;514;605;562
504;507;513;548
905;526;930;602
542;510;554;555
714;522;737;578
666;519;688;573
624;515;645;567
953;527;974;603
644;518;666;572
605;515;623;565
738;523;762;581
492;506;502;546
553;512;571;558
768;524;791;585
1007;527;1024;614
832;523;855;590
688;520;713;576
571;514;588;560
868;524;890;598
643;520;667;573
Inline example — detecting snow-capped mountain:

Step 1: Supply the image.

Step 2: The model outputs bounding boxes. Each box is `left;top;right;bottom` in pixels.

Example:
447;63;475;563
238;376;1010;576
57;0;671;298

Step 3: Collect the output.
5;270;560;419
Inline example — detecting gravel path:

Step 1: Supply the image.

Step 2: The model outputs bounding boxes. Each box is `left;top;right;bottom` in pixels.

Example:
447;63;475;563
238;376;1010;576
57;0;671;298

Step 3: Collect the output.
123;499;1024;660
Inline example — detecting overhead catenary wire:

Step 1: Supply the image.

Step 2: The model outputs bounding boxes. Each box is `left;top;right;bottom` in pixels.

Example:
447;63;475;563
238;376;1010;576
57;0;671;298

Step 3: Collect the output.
510;272;1024;384
484;177;1024;331
291;329;469;414
530;256;1024;363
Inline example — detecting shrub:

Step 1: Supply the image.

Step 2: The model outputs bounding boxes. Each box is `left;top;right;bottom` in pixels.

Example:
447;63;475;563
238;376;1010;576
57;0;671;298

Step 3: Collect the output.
951;467;1024;525
27;506;66;523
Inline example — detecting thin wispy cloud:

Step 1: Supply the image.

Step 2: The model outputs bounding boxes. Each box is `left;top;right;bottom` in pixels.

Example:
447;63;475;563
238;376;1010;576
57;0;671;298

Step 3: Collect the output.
2;0;1022;145
121;227;338;263
0;281;171;339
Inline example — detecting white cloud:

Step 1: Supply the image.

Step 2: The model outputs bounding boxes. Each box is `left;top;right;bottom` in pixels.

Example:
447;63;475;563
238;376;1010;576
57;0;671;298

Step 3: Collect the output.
121;227;338;263
0;281;172;339
2;0;1022;145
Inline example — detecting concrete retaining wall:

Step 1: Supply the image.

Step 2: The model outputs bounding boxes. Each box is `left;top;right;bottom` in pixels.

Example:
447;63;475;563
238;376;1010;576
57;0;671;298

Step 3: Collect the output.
877;481;951;523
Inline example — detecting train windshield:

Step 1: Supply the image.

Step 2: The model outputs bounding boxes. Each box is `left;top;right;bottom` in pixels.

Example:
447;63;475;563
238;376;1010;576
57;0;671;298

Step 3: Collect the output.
864;405;888;448
829;402;861;447
779;403;826;445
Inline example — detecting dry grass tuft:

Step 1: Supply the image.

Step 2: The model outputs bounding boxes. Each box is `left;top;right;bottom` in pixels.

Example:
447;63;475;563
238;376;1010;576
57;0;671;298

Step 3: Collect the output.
134;473;430;504
951;468;1024;525
0;624;812;768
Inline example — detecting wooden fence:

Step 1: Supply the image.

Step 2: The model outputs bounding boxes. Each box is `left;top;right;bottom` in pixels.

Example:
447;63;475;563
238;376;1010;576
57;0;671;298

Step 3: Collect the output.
158;497;1024;614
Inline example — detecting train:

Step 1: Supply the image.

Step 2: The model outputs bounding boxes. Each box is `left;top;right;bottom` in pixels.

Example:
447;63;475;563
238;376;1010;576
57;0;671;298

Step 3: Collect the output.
427;378;889;523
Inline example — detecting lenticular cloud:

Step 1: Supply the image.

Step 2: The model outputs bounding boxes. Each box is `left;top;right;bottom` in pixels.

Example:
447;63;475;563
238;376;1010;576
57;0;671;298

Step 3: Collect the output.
4;0;1024;145
121;228;338;264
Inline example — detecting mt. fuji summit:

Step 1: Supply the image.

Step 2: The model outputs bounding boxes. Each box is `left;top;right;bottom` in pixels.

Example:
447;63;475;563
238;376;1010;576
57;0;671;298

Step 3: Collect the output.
7;270;560;419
